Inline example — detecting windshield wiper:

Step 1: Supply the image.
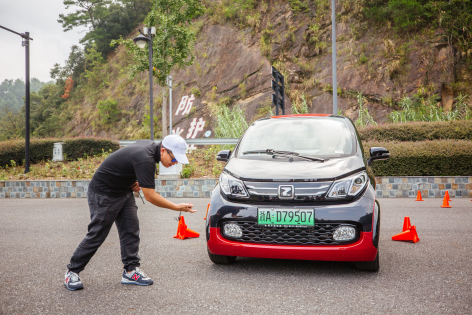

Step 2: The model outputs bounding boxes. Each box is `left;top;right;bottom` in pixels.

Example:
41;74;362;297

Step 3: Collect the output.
243;149;298;155
272;153;325;162
242;149;325;162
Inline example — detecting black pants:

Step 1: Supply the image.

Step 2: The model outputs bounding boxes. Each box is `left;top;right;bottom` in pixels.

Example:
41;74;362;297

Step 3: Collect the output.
67;189;140;273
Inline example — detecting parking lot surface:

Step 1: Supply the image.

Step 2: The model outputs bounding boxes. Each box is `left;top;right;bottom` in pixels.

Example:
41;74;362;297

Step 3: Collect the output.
0;197;471;314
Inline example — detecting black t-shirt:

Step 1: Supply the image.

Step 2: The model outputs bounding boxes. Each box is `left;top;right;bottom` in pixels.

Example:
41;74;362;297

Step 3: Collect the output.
88;140;161;197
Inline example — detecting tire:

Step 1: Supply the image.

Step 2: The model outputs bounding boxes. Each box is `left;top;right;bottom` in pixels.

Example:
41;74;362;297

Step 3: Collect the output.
355;252;380;272
207;248;237;265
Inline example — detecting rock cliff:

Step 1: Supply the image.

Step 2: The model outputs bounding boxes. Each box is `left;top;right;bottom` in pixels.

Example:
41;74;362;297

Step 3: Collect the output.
67;0;470;139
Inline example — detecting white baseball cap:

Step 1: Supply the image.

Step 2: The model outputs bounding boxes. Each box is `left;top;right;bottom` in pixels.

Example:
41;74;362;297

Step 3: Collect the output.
162;135;189;164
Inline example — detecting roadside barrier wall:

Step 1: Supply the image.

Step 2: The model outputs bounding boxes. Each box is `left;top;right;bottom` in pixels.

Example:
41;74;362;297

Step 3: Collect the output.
375;176;472;198
0;179;216;199
1;177;471;199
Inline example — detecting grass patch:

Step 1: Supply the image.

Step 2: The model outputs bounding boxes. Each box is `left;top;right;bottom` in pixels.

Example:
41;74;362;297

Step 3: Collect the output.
0;150;112;181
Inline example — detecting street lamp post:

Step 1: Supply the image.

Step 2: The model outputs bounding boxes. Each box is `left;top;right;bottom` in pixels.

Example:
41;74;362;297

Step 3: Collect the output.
0;25;33;173
133;27;156;140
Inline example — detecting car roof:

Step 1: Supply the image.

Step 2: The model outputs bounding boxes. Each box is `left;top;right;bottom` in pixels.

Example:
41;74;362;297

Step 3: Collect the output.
270;114;333;119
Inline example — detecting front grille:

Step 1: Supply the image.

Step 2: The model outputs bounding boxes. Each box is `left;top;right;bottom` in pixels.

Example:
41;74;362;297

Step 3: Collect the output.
244;181;332;202
221;221;358;245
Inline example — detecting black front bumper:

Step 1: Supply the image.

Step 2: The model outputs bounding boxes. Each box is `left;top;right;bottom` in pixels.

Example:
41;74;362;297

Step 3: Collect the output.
206;184;380;248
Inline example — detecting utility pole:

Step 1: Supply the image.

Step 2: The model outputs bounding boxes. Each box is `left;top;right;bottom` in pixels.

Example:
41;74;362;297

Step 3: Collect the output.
24;32;30;172
148;27;154;140
0;25;33;173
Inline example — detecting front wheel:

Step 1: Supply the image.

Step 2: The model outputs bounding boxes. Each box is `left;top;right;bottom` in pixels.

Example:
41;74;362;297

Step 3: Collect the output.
207;248;237;265
355;252;379;272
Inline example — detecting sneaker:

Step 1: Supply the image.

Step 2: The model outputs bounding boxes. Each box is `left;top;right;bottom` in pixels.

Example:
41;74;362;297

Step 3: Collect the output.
121;267;153;286
64;271;83;291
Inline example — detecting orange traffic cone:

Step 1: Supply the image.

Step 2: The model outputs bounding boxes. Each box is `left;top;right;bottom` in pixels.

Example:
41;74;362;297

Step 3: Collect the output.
203;203;210;220
441;195;451;208
445;190;452;201
173;216;200;240
415;191;424;201
392;225;420;243
402;216;412;232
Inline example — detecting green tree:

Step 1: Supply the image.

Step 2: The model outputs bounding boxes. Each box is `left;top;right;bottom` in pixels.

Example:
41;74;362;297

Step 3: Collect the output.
58;0;110;32
0;107;23;140
0;81;69;140
50;45;86;84
83;42;106;86
112;0;205;86
112;0;204;138
81;2;133;56
0;78;52;116
0;79;25;113
30;84;65;137
58;0;152;57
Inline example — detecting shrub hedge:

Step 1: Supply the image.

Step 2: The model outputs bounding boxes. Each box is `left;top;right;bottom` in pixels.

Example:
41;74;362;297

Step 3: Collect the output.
0;139;54;168
62;138;120;160
358;120;472;142
363;140;472;176
0;138;120;168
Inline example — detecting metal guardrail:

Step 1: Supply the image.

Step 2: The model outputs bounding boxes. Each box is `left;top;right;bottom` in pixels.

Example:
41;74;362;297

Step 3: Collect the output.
119;138;239;146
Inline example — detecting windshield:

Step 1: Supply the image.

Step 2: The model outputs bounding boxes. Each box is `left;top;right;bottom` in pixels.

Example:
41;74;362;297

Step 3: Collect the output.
238;117;356;159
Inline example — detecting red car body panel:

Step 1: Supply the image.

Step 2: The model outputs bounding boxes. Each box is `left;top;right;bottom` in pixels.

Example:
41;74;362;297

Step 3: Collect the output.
207;227;378;262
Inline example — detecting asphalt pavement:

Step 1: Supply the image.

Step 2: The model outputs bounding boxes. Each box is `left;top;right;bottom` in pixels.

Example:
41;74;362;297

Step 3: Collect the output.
0;197;471;314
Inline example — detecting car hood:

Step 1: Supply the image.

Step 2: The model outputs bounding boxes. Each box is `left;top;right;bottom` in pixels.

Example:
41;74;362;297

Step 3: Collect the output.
225;155;365;181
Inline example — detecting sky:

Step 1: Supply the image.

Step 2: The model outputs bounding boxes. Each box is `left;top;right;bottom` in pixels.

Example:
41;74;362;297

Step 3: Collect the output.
0;0;87;83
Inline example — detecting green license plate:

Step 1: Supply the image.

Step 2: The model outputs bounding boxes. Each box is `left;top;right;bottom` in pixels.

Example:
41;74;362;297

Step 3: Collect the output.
257;208;314;227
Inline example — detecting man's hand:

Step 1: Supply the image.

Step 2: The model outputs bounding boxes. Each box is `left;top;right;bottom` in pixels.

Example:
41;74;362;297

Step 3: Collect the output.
141;188;197;213
131;182;141;193
176;203;196;213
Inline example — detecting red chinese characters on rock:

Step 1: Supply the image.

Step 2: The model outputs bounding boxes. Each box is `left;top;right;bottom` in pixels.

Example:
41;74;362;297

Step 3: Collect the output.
173;127;185;136
186;118;205;139
173;95;206;140
175;94;195;116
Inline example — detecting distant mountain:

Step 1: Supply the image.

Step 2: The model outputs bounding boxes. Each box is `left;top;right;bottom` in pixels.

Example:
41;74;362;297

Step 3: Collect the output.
0;78;53;114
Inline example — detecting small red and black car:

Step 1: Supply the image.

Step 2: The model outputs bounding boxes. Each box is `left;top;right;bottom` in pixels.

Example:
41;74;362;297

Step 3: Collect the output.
206;114;390;271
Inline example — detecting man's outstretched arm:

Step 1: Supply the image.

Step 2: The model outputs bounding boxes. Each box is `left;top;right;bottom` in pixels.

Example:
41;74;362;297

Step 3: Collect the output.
141;188;196;213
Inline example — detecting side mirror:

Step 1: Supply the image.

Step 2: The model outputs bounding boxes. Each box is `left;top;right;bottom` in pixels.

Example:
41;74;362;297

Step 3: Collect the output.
216;150;232;162
367;147;390;166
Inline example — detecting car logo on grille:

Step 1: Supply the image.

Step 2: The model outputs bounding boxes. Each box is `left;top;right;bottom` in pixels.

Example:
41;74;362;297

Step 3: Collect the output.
278;185;294;199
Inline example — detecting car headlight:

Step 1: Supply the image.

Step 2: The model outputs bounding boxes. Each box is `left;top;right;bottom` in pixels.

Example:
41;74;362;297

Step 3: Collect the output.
219;172;249;198
326;171;368;199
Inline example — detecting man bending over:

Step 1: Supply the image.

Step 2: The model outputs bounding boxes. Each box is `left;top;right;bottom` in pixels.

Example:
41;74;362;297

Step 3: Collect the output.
64;135;196;290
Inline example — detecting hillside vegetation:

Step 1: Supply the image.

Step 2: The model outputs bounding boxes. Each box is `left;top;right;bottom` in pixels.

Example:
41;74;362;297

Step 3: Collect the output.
1;0;472;142
2;120;472;179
